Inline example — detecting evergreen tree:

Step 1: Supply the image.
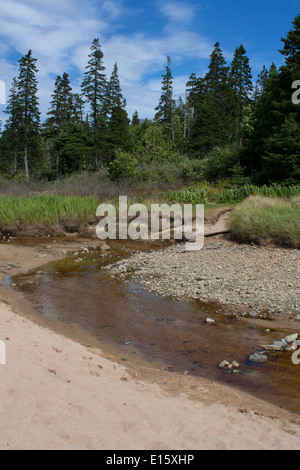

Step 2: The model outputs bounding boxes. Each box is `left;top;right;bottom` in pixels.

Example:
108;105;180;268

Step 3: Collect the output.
54;124;92;175
155;56;175;143
242;64;279;178
230;45;253;145
46;73;73;133
189;43;233;155
244;13;300;183
3;78;22;176
106;105;130;160
131;111;140;126
262;118;300;183
106;63;126;116
17;50;40;181
185;74;206;140
81;38;107;170
206;42;230;102
45;73;74;178
71;93;85;126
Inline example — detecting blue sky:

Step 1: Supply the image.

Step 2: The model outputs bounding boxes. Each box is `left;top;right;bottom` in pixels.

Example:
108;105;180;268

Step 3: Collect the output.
0;0;299;124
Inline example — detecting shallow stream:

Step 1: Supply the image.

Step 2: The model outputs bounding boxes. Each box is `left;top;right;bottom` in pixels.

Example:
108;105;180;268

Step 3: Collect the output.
6;239;300;415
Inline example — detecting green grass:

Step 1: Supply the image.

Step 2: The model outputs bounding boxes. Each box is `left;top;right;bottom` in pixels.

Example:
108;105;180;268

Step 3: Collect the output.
165;187;206;204
229;196;300;248
0;195;99;227
217;183;300;203
164;183;300;205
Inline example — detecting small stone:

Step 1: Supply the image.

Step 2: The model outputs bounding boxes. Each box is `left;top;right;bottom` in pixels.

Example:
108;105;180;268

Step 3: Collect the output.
219;360;230;369
231;361;240;368
273;340;288;348
100;244;111;251
205;318;215;324
258;344;283;352
248;352;268;364
282;333;299;344
249;311;258;317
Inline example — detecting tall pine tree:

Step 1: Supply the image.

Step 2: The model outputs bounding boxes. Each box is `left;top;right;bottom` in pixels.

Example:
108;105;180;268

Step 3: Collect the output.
230;45;253;145
81;38;107;170
17;50;40;181
3;78;22;176
190;43;233;155
155;56;175;143
45;73;74;178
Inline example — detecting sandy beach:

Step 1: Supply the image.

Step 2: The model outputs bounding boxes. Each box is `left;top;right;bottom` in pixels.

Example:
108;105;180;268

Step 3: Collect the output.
0;239;300;450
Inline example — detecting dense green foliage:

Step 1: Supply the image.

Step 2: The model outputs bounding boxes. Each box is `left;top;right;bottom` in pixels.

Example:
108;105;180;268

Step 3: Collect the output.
0;14;299;187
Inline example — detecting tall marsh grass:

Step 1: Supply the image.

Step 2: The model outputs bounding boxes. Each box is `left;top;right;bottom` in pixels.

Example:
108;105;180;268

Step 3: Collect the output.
0;195;99;227
229;196;300;248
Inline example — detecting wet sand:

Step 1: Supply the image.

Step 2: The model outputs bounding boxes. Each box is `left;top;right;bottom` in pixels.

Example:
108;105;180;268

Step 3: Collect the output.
0;238;300;450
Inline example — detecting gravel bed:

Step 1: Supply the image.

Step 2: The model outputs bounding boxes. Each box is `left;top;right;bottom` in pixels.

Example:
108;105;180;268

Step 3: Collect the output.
104;239;300;316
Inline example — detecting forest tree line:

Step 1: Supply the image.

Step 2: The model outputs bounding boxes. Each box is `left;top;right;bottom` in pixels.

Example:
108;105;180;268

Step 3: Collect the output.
0;13;299;186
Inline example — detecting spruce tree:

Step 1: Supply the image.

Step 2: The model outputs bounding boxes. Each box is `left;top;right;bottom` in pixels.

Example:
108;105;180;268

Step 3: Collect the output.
3;78;22;175
244;13;300;183
81;38;107;170
17;50;40;181
106;105;130;159
45;73;74;178
185;74;206;140
106;63;126;117
131;111;140;126
189;43;233;155
155;56;175;143
71;93;85;126
205;42;231;113
230;45;253;145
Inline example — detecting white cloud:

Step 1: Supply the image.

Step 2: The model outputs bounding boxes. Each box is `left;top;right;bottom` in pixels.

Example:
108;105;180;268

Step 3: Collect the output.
0;0;215;122
159;1;196;24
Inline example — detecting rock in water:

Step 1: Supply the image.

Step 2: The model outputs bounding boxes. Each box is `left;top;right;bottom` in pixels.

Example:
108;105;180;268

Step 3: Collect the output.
218;360;230;369
248;352;268;364
282;333;299;344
